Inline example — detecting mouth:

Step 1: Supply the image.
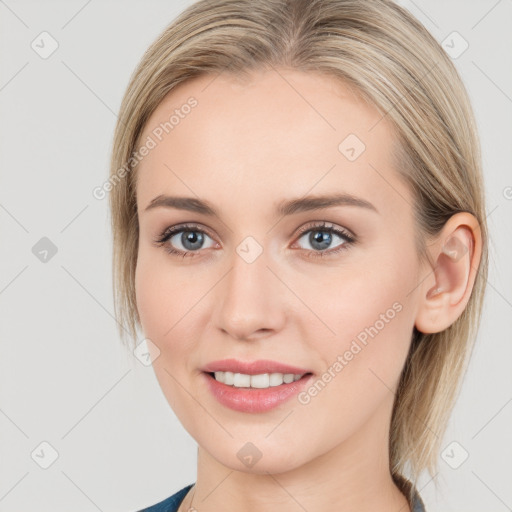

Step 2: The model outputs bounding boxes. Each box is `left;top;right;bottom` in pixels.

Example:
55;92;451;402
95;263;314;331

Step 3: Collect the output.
202;367;314;413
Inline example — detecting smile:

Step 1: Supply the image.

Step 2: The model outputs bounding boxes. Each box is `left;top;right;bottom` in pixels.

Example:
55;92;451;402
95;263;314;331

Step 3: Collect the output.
211;371;305;388
202;371;314;413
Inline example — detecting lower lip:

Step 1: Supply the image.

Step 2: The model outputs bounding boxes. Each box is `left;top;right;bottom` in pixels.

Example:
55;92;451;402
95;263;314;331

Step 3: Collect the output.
202;372;313;413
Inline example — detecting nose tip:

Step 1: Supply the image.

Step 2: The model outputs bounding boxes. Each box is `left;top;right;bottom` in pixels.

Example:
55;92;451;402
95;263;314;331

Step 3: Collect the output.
222;326;273;342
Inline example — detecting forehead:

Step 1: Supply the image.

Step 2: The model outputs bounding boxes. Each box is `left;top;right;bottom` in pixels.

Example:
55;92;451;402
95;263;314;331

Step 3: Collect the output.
135;68;409;222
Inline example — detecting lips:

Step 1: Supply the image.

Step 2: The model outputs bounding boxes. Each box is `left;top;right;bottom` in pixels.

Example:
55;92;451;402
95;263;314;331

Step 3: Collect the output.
202;371;314;413
201;358;312;375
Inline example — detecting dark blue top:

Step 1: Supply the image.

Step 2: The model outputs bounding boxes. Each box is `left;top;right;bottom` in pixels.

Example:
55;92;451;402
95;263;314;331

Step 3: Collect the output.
139;481;426;511
138;484;193;512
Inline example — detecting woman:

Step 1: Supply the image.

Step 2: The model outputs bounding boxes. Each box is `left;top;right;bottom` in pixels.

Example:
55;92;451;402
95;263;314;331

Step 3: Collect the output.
108;0;488;510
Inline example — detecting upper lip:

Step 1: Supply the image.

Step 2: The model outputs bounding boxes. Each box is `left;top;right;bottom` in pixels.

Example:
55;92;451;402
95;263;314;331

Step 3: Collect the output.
202;358;312;375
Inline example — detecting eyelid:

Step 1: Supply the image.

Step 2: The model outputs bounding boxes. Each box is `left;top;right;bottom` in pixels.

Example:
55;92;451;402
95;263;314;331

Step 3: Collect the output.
155;221;353;242
294;220;355;239
154;222;215;243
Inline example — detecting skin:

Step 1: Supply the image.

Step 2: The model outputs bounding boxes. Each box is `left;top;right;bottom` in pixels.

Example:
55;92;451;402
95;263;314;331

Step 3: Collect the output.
134;68;482;512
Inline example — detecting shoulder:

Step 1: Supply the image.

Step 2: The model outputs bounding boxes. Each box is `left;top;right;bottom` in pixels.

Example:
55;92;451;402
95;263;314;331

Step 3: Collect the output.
136;479;427;512
393;473;427;512
411;489;427;512
137;484;194;512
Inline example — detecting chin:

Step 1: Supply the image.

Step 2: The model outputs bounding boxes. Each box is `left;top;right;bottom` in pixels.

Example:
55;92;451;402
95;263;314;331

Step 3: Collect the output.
201;437;311;475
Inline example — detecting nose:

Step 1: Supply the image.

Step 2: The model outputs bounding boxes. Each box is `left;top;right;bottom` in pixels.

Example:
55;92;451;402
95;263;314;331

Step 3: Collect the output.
213;247;286;342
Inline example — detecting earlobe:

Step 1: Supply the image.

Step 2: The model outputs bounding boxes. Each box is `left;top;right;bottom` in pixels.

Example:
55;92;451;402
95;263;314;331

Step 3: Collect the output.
415;213;480;334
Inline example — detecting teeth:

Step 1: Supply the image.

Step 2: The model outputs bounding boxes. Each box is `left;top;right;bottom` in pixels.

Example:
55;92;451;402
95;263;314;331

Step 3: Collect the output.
213;371;304;388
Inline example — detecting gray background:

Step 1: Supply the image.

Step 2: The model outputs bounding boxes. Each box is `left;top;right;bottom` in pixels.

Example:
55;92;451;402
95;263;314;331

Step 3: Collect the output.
0;1;511;510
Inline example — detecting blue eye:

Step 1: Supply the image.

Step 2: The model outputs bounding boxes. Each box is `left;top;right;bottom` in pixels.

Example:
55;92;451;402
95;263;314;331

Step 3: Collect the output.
153;221;356;259
154;223;216;258
294;222;355;258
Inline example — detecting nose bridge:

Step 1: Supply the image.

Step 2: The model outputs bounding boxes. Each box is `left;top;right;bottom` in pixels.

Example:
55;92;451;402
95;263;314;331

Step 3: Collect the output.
214;236;284;340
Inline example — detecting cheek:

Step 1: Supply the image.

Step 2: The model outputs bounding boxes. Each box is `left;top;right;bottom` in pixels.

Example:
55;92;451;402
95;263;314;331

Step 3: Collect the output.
134;250;207;362
135;254;167;337
134;249;188;346
134;253;195;411
312;247;419;384
296;282;416;448
309;269;413;348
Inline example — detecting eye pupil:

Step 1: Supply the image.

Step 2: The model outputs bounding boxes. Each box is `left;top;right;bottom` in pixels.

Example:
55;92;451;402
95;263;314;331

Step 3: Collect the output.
182;231;204;250
310;230;332;250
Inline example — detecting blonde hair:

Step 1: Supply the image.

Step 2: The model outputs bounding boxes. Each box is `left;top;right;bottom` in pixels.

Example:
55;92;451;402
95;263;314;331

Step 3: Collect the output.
108;0;488;501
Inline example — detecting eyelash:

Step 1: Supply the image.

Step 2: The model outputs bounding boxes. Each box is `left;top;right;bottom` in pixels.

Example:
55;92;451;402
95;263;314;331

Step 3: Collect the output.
152;221;356;260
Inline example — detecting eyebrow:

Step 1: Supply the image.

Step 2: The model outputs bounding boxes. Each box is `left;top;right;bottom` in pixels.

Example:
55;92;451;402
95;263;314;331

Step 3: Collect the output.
143;193;378;216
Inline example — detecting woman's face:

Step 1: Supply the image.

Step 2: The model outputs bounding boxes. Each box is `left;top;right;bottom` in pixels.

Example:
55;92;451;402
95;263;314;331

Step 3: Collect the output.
135;68;426;474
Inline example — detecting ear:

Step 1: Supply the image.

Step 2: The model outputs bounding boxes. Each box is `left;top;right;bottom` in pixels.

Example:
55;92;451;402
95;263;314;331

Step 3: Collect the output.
415;212;483;334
